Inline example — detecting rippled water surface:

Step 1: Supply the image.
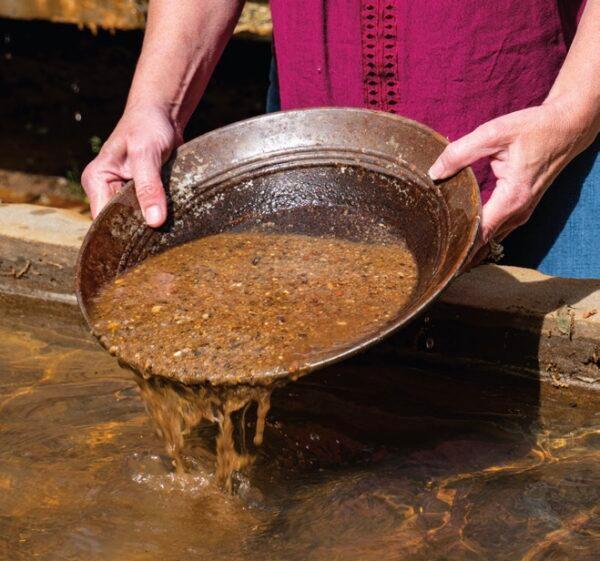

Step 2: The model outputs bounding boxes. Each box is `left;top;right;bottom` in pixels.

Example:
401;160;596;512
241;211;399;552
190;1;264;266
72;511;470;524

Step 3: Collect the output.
0;296;598;561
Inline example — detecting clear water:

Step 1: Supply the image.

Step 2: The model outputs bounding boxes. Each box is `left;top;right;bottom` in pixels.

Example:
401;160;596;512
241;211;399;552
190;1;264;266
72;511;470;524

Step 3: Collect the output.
0;296;598;561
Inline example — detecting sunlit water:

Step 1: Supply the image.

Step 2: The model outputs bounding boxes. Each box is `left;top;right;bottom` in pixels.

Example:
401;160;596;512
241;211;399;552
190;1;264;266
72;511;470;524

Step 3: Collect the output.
0;296;598;560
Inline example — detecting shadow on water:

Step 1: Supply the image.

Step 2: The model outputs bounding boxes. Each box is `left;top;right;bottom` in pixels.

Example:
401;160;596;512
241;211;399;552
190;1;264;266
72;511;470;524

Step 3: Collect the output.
234;266;600;559
241;338;599;560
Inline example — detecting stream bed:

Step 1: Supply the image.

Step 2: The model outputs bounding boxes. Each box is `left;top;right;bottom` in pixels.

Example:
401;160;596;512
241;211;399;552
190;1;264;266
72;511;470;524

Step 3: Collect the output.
0;294;598;561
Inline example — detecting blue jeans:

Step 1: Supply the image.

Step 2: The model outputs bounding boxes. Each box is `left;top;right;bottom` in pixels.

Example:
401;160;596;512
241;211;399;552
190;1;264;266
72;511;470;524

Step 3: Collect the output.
502;137;600;279
266;59;600;278
266;56;281;114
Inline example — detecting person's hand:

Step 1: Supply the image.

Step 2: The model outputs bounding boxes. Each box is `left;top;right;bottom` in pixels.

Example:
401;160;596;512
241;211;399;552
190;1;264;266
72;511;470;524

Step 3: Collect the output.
81;105;183;227
428;98;597;266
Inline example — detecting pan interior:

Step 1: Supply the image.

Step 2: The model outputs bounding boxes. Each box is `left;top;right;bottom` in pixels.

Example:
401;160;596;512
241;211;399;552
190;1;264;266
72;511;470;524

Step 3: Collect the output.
120;163;448;300
84;162;450;384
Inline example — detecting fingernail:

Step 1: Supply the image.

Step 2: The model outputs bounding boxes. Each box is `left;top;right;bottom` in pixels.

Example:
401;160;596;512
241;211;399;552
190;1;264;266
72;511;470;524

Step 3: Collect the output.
144;205;162;226
428;162;443;181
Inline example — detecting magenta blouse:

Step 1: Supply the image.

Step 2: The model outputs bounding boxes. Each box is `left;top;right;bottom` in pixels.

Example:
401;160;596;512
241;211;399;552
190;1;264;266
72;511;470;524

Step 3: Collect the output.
269;1;586;200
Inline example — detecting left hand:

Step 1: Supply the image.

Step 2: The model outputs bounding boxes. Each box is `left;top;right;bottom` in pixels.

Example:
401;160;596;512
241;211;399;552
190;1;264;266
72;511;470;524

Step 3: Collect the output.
428;98;596;266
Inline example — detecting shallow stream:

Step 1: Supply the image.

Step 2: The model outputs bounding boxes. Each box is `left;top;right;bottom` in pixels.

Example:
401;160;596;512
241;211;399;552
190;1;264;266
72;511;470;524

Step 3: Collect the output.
0;295;598;560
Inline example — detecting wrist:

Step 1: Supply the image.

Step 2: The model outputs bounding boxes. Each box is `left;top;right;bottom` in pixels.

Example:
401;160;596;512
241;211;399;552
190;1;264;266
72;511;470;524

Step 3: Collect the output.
542;92;600;146
123;98;186;137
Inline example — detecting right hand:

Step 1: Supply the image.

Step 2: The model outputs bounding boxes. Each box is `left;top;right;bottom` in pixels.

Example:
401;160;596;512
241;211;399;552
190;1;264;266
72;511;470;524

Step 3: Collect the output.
81;106;183;227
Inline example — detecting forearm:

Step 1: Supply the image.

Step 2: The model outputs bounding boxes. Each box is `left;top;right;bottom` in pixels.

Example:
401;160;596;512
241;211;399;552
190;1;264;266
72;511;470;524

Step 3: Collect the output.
545;0;600;146
125;0;244;133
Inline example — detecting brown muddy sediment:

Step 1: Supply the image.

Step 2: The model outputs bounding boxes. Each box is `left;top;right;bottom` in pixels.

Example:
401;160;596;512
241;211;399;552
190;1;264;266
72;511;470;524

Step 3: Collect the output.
91;232;418;385
91;231;418;489
136;374;275;493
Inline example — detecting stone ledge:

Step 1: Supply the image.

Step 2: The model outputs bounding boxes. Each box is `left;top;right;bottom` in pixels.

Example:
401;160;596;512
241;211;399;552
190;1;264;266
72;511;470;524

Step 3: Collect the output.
0;203;598;388
0;203;90;303
443;265;600;335
379;267;600;389
0;203;90;247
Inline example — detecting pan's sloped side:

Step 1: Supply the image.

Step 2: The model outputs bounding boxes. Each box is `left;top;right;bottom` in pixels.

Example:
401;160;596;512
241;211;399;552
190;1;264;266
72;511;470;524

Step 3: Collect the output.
76;108;480;382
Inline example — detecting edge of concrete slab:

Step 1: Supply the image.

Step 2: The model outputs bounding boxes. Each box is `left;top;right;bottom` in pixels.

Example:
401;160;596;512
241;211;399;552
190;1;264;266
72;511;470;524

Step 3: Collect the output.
0;203;89;303
1;203;598;389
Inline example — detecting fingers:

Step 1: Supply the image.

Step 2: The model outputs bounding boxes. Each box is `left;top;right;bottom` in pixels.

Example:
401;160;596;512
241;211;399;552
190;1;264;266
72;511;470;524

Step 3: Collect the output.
459;179;533;271
463;243;491;272
429;120;510;180
479;179;534;245
129;146;167;227
458;228;486;274
81;164;121;218
82;144;167;227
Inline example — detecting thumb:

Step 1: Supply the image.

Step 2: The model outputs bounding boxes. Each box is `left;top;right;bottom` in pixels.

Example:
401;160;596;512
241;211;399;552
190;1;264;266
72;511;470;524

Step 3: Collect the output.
428;120;509;181
129;147;168;228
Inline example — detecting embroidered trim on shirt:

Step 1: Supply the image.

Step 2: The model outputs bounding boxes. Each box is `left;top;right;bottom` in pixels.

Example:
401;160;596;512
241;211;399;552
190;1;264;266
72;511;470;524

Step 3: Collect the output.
360;0;400;112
